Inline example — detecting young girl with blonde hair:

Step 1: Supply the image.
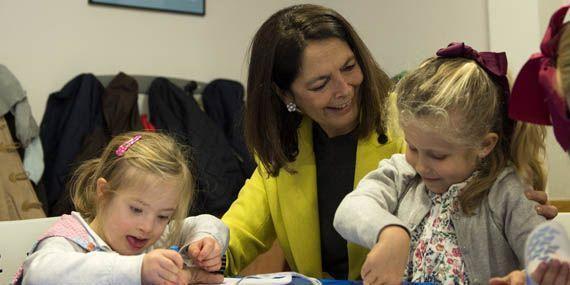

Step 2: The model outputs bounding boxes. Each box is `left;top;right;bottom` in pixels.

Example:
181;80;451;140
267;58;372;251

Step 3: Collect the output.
334;42;547;284
15;132;228;285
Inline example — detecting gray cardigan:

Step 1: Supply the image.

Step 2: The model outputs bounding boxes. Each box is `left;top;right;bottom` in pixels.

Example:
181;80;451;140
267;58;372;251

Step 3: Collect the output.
334;154;545;285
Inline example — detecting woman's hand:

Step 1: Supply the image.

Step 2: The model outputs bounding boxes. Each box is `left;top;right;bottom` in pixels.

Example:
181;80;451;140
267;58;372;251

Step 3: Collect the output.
361;226;410;285
526;189;558;220
531;259;570;285
187;237;223;272
489;260;570;285
180;267;224;284
488;270;525;285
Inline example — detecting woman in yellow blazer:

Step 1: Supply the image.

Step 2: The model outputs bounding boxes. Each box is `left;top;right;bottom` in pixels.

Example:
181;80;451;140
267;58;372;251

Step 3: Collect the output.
222;3;555;280
221;4;403;280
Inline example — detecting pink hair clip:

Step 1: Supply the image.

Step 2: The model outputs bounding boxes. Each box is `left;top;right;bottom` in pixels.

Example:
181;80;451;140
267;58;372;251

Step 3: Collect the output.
115;135;142;157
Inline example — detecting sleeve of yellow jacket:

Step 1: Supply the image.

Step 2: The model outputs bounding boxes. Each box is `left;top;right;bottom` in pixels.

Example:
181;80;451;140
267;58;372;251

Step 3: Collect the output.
222;166;276;276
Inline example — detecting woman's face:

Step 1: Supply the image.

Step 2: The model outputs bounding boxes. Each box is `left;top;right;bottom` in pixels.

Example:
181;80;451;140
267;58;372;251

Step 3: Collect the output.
287;38;363;138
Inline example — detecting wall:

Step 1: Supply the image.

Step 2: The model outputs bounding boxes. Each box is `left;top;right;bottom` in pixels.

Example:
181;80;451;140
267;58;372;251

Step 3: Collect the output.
0;0;300;120
328;1;489;76
0;0;489;120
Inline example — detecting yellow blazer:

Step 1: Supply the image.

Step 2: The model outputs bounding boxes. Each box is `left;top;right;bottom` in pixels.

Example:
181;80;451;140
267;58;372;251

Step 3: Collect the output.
222;118;405;280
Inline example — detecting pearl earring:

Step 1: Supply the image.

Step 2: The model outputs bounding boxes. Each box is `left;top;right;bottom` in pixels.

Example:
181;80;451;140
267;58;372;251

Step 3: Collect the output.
286;102;298;112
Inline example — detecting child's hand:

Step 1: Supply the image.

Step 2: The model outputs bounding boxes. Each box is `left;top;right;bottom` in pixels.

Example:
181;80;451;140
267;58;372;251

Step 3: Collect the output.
180;267;224;284
361;226;410;285
142;249;184;285
187;236;222;272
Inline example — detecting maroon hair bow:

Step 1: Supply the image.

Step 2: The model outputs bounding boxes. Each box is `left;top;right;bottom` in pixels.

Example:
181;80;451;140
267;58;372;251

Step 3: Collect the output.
436;42;513;139
509;5;570;151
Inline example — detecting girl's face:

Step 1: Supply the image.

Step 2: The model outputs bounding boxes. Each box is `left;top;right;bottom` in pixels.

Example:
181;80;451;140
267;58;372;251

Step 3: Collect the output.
287;38;363;138
91;174;179;255
402;119;480;194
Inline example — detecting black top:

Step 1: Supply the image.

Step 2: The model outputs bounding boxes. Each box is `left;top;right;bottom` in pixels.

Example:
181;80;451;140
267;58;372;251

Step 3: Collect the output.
313;124;358;280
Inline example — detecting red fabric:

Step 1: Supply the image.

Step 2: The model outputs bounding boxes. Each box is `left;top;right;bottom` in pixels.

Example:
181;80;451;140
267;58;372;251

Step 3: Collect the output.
141;114;156;132
436;42;514;138
508;5;570;150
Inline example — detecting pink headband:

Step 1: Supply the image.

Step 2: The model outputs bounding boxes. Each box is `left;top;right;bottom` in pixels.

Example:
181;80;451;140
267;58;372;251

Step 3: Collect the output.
509;5;570;151
115;135;142;156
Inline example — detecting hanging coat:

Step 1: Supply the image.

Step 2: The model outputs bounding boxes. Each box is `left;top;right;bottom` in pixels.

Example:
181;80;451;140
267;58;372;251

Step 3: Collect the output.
202;79;256;178
39;74;105;215
148;78;244;216
51;72;143;215
0;116;45;220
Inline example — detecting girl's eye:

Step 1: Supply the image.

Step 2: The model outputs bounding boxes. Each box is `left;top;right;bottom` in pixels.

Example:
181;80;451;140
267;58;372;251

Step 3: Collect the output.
158;215;170;221
408;145;417;152
430;154;448;160
130;206;143;214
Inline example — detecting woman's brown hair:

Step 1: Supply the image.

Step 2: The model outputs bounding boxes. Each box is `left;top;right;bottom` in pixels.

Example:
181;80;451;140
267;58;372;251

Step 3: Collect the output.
244;4;392;176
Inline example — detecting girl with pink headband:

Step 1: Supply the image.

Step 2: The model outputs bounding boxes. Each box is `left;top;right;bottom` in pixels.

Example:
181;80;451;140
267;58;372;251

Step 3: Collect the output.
14;132;228;285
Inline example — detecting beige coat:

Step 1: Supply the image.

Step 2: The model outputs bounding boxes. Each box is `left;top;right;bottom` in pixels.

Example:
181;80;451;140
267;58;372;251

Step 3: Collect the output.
0;117;45;220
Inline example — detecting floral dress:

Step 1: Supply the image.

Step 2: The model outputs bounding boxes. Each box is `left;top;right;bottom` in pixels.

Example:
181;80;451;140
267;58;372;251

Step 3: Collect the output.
404;184;469;285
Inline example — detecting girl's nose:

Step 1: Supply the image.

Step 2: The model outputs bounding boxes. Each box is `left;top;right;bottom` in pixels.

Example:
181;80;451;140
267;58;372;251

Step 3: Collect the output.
415;156;431;176
138;217;154;233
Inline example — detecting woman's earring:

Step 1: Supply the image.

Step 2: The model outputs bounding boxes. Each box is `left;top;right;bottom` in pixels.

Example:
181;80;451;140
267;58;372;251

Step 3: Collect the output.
286;102;298;112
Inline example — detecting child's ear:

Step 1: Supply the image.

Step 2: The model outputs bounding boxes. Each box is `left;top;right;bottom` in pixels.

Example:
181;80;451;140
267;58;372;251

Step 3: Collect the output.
478;132;499;159
96;178;108;199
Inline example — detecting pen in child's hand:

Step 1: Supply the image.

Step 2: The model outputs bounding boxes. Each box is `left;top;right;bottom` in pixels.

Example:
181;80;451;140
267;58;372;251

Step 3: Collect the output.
169;245;226;275
169;245;195;268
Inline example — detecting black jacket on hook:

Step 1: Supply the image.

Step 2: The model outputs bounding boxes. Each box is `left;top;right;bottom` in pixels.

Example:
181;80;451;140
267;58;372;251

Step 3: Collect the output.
148;78;244;216
202;79;256;178
39;74;105;215
50;72;143;216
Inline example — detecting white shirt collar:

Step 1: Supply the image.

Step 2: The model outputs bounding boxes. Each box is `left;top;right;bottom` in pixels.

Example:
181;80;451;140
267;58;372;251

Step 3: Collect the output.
70;211;113;252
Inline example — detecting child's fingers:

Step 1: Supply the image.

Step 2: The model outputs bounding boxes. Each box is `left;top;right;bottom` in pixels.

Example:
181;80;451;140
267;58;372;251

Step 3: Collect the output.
199;255;221;265
155;251;184;284
178;270;189;285
196;240;215;260
188;242;203;259
202;263;222;272
157;266;180;284
198;257;222;271
162;249;184;269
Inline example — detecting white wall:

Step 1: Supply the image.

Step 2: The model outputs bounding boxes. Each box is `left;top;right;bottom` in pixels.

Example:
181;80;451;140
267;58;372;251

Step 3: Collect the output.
1;0;568;198
0;0;304;120
0;0;490;121
328;1;489;76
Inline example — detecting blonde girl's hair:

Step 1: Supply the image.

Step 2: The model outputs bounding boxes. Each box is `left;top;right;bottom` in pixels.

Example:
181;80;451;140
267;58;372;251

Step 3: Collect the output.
395;57;547;215
70;131;194;245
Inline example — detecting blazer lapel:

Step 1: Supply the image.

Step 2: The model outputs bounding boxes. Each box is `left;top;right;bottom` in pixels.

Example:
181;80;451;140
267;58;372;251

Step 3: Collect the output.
277;119;322;277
